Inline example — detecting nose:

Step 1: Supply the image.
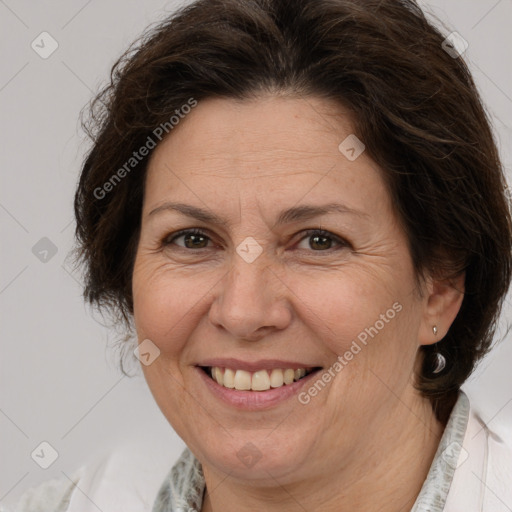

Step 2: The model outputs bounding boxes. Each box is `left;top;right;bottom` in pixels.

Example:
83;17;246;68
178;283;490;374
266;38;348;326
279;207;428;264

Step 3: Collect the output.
208;253;293;342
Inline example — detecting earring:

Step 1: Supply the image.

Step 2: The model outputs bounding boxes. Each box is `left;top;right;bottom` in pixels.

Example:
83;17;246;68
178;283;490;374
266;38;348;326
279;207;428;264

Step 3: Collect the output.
431;325;446;374
433;352;446;374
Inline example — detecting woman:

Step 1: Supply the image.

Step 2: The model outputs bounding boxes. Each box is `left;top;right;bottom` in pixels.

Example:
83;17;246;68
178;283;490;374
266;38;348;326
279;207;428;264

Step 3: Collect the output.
6;0;512;510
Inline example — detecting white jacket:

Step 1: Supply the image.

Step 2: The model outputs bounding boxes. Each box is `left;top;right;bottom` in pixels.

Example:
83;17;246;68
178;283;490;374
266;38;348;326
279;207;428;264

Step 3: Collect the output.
2;391;511;511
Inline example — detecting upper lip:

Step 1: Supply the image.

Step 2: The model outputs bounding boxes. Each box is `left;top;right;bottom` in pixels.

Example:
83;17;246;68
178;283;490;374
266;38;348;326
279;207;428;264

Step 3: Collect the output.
197;358;323;372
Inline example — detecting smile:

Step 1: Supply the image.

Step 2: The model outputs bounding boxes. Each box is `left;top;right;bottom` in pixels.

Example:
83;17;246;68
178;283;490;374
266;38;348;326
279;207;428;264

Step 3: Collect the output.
202;366;319;391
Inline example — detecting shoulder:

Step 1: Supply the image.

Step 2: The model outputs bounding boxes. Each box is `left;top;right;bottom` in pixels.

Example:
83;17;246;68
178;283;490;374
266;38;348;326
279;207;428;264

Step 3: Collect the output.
470;401;512;510
3;440;181;512
0;471;82;512
445;391;512;511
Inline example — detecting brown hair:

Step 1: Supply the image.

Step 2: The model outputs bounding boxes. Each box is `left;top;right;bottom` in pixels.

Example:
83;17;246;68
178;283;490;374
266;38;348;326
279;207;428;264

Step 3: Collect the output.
73;0;512;423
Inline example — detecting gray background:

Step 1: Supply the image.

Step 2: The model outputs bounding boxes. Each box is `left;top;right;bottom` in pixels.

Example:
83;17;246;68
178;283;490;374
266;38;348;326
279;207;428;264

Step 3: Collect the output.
1;0;511;505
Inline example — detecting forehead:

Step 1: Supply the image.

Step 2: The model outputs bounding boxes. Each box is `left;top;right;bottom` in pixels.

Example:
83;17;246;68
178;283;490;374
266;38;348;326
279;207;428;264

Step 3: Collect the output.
151;94;354;162
143;95;390;219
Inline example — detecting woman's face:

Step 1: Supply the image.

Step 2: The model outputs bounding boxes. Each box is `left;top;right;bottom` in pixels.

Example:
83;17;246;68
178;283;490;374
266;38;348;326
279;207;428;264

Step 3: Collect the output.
132;95;435;483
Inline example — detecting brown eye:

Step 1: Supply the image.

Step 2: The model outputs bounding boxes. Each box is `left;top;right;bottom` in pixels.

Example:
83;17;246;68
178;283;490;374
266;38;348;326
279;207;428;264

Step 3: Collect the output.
163;228;348;253
165;229;211;249
296;229;347;252
309;233;333;250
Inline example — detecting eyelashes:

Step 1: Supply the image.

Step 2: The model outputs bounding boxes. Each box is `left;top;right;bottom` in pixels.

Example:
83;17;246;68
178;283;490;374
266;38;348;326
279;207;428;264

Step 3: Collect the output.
162;228;350;253
163;228;210;248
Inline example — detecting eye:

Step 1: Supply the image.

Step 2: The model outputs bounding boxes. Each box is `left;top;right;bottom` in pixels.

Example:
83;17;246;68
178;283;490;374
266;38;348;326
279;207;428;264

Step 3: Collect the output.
164;229;212;249
163;228;349;253
295;229;348;252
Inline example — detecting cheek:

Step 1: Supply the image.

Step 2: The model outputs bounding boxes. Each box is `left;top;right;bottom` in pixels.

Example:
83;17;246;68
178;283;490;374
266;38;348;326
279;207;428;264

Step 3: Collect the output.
132;257;223;358
132;262;193;353
290;270;422;405
286;266;410;353
296;275;420;417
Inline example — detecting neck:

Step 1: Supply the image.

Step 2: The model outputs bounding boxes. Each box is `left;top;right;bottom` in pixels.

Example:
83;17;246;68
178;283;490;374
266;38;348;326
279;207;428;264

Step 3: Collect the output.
200;393;446;512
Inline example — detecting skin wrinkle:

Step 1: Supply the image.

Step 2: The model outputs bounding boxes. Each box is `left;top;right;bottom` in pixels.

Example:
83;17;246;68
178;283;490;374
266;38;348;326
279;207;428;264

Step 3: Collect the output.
184;156;341;179
132;95;464;512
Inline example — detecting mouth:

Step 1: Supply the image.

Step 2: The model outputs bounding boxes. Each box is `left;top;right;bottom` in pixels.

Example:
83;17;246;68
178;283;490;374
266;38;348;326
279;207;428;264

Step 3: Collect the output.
199;365;323;392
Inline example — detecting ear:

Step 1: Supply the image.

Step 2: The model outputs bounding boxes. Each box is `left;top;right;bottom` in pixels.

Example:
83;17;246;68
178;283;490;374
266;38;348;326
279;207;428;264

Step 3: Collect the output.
418;271;465;346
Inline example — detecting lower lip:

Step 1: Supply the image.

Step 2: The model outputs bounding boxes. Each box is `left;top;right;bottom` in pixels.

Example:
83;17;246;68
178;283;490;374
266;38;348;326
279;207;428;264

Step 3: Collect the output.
196;367;322;411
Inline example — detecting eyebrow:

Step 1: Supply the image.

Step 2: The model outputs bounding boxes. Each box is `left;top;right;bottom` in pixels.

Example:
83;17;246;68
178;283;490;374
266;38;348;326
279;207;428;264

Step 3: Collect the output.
148;201;368;226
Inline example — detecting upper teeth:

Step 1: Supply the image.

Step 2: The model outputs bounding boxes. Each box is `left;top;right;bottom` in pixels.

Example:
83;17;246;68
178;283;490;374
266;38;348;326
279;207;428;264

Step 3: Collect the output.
210;367;311;391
